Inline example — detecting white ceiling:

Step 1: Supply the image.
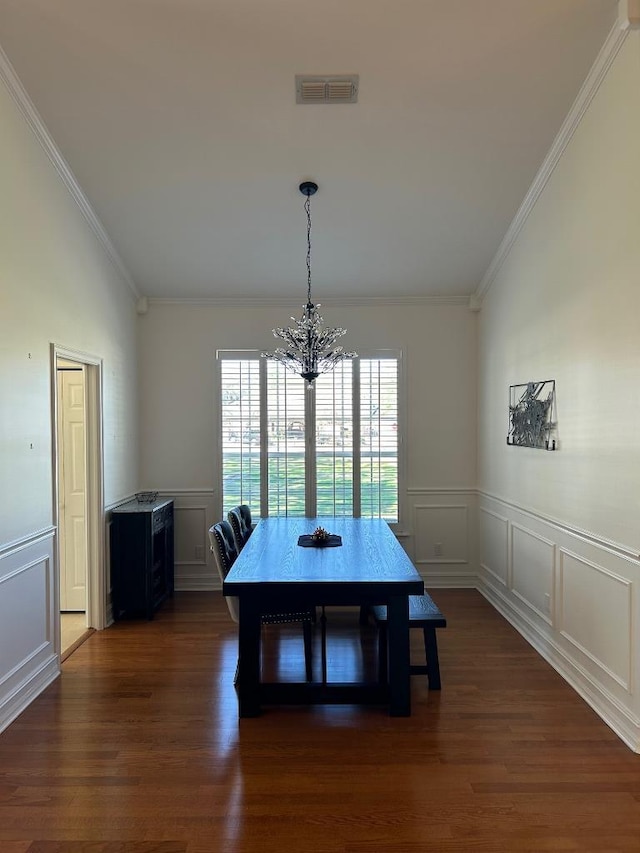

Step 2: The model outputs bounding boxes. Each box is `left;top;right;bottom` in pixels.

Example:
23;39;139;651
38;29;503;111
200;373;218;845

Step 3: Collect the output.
0;0;618;301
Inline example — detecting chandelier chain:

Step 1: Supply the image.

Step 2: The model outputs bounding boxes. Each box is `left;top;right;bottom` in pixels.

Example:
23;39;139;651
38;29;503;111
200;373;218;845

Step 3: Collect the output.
305;192;312;304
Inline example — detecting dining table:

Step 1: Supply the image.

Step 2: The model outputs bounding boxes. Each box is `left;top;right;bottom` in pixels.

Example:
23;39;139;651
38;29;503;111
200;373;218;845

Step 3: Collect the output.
222;516;424;717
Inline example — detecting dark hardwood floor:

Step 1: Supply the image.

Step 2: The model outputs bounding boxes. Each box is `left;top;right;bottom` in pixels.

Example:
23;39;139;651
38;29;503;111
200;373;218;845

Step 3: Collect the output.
1;590;639;852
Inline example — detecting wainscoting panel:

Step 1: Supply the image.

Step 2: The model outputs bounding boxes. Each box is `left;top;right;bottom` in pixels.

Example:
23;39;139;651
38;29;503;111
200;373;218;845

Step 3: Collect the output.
0;529;59;734
174;506;208;565
414;504;468;564
478;491;640;753
160;490;216;591
0;555;50;678
511;523;555;624
407;489;476;586
559;549;632;692
479;506;509;588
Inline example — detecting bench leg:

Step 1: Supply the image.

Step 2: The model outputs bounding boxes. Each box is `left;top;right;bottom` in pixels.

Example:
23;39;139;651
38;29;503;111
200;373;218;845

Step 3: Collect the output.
320;606;328;684
423;627;441;690
379;621;443;690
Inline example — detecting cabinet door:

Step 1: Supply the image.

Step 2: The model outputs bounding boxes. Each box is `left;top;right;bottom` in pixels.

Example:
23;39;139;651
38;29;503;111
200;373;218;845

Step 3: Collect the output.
111;502;174;620
151;512;167;608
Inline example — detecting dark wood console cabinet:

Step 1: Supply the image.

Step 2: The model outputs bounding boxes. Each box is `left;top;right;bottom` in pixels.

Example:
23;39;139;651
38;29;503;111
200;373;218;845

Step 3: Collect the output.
110;497;174;620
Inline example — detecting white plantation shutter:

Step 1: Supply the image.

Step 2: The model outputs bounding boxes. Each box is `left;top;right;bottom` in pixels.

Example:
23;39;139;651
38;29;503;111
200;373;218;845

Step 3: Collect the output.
266;361;306;516
315;362;354;516
218;351;400;523
220;357;261;516
360;358;398;521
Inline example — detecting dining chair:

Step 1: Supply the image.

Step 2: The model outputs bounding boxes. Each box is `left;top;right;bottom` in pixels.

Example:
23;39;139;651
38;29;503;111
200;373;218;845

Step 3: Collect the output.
208;520;314;682
227;504;253;552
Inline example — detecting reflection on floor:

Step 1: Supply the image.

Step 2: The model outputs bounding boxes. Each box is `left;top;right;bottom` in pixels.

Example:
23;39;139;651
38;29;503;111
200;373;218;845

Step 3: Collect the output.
6;591;640;852
60;612;90;660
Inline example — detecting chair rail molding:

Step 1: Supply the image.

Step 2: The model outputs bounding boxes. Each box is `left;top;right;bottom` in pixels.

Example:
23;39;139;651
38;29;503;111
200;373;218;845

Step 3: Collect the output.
106;494;138;512
0;526;56;560
477;489;639;562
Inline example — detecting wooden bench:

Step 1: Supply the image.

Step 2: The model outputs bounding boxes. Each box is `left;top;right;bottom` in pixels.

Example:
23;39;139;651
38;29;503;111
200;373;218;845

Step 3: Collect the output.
371;593;447;689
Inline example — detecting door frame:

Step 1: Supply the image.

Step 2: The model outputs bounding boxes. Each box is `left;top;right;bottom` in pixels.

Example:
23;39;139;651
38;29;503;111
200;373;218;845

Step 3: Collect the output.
51;344;106;656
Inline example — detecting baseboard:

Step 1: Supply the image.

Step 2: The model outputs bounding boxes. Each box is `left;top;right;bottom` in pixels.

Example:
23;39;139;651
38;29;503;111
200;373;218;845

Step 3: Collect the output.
0;654;59;735
479;581;640;753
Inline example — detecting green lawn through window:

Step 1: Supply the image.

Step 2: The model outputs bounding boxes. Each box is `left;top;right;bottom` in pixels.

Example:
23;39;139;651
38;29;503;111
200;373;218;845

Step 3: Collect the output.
222;452;397;520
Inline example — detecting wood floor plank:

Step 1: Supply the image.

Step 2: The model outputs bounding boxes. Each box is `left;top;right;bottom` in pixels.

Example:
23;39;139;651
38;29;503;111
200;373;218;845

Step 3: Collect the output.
0;590;639;852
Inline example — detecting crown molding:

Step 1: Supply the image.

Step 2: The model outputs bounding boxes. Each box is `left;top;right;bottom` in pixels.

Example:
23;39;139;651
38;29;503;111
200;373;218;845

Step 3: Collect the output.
473;4;635;306
468;293;482;313
620;0;640;28
0;46;139;301
147;294;471;308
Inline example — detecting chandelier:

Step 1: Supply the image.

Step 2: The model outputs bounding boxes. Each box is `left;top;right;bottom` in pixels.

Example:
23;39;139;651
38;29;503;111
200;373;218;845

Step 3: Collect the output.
262;181;356;386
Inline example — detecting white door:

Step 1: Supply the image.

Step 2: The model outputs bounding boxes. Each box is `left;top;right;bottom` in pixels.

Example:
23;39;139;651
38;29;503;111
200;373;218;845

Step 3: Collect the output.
57;366;88;611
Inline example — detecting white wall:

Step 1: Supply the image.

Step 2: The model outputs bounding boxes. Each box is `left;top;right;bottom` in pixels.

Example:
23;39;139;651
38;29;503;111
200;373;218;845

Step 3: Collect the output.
0;74;139;731
477;32;640;750
137;300;478;589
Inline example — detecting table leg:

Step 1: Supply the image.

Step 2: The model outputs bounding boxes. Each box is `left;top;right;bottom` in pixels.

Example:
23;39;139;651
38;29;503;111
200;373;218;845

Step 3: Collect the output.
237;596;261;717
387;595;411;716
320;605;328;684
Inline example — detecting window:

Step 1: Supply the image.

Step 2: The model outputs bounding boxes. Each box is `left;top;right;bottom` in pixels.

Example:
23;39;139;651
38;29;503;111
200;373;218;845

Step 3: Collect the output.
219;350;401;523
360;358;398;519
266;361;306;516
220;358;261;513
315;363;354;516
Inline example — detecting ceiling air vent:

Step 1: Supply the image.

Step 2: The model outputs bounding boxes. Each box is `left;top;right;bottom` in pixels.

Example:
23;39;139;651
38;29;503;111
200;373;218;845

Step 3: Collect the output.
295;75;359;104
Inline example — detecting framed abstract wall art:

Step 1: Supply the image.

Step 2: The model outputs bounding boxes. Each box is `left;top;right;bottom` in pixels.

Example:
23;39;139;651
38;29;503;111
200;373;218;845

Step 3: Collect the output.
507;380;557;450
